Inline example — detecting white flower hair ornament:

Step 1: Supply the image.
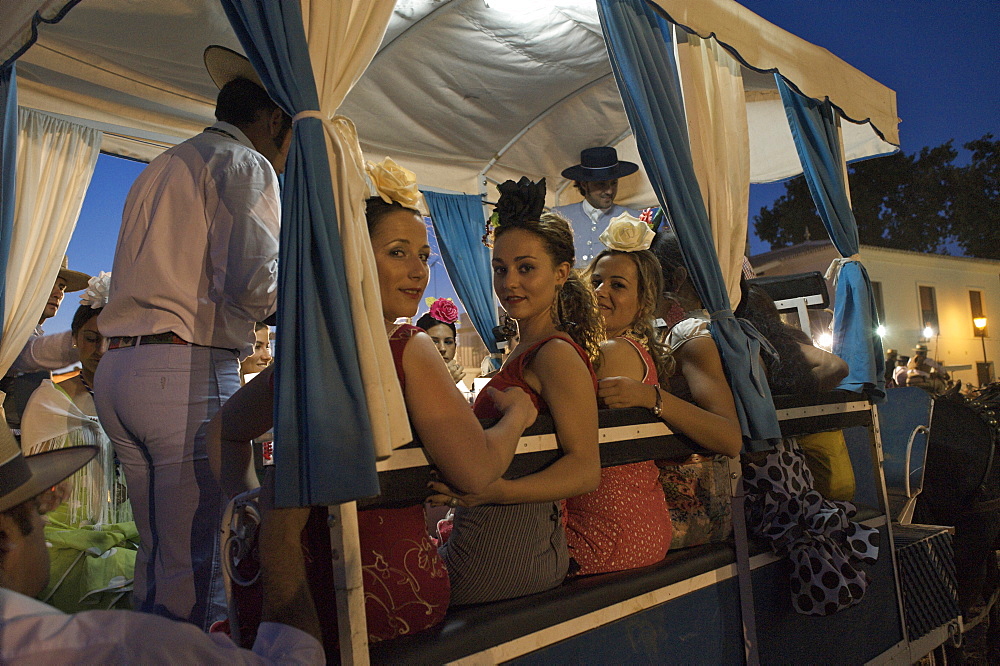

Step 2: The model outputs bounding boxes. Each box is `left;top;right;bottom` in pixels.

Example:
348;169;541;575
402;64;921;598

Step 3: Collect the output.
364;157;426;213
79;271;112;309
599;212;656;252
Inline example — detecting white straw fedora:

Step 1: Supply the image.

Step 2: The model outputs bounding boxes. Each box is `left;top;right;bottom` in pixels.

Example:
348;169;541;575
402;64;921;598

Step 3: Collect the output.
203;45;263;90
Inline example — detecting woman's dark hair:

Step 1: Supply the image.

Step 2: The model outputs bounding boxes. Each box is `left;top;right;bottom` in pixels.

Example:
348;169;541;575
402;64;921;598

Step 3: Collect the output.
416;313;456;336
365;196;422;234
735;281;816;394
494;212;605;361
71;304;101;337
649;228;687;294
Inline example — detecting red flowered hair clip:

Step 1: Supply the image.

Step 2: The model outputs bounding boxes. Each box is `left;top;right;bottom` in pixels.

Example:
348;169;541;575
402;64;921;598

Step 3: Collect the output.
425;297;459;325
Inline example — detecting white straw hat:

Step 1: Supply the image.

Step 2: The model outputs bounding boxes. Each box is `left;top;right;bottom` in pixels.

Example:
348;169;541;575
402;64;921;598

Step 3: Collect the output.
203;45;263;90
0;421;96;513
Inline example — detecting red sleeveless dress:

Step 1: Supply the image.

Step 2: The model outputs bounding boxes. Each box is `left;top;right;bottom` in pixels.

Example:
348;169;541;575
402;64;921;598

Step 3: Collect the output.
298;324;449;651
565;336;672;574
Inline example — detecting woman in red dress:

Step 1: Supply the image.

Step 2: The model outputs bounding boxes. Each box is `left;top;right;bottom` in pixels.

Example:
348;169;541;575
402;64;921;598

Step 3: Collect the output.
565;214;674;574
428;177;604;605
208;163;537;649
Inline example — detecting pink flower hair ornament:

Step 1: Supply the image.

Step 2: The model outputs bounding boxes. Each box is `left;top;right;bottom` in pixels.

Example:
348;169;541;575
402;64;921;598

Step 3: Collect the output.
425;297;459;325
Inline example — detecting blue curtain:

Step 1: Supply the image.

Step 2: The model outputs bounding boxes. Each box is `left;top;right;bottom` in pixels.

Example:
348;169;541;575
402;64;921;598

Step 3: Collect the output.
423;191;500;356
776;76;886;401
220;2;379;505
598;0;780;447
0;65;16;345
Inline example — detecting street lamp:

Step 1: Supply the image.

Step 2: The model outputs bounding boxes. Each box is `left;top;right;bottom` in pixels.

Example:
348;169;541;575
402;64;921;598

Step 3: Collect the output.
974;316;991;386
974;316;988;364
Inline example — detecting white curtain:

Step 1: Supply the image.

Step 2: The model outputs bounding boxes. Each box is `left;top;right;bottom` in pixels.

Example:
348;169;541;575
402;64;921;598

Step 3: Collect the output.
299;0;410;457
675;31;750;310
0;108;100;376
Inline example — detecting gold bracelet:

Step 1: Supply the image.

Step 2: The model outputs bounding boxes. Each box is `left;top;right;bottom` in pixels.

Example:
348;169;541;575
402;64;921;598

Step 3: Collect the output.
650;384;662;417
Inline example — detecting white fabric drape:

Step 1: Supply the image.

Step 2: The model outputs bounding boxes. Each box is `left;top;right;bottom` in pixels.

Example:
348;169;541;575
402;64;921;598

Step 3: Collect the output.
298;0;410;457
0;108;100;377
675;31;750;310
21;380;130;526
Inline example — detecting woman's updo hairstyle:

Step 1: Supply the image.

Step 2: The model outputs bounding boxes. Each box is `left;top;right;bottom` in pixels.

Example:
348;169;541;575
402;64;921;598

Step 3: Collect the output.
71;304;101;337
364;196;421;234
649;228;687;294
415;312;456;336
416;297;460;336
587;248;674;381
489;177;605;361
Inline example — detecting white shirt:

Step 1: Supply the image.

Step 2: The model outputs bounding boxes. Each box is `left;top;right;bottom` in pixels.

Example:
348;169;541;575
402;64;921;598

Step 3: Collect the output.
0;587;324;664
550;201;639;266
99;122;280;357
9;327;76;375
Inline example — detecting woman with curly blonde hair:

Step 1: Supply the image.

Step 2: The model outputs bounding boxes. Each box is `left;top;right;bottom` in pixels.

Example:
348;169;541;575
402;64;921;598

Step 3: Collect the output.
430;177;603;604
564;215;674;574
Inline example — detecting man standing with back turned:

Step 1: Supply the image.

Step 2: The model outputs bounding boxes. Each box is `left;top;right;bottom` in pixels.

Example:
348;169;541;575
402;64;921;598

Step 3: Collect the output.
95;46;291;628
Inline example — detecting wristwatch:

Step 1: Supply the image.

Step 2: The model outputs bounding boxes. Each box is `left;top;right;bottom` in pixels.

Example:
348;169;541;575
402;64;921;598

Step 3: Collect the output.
650;384;662;417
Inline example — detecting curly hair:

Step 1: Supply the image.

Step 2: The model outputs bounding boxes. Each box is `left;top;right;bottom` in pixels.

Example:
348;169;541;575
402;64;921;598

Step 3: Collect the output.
587;249;675;381
494;212;605;361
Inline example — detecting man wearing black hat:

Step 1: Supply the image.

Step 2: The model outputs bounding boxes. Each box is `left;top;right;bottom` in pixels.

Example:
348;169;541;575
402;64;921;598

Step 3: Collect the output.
95;46;291;629
553;146;641;265
1;256;91;439
0;425;323;662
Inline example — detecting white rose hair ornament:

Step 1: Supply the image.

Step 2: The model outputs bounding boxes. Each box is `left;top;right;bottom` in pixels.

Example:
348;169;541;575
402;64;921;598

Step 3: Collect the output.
79;271;112;309
482;177;547;248
599;212;656;252
364;157;425;212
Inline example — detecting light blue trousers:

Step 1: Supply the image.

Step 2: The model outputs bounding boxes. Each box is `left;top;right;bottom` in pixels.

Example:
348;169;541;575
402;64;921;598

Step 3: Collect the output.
95;343;239;630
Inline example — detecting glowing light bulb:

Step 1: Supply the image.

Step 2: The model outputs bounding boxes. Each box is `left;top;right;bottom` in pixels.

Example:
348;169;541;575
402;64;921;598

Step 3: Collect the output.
923;326;934;339
876;325;886;337
816;332;833;350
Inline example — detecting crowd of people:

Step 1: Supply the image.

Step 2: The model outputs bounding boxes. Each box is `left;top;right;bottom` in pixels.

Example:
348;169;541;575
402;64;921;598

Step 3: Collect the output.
1;47;879;661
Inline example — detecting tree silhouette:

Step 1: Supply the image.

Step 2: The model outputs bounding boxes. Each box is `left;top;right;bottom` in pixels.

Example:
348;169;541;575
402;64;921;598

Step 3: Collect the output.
753;134;999;259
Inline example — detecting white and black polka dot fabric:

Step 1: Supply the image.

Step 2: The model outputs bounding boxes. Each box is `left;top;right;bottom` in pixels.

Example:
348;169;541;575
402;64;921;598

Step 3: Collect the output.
743;437;880;616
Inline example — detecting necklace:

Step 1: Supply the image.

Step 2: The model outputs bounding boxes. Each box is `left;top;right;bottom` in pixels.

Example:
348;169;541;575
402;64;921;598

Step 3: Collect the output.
387;323;403;338
78;373;95;396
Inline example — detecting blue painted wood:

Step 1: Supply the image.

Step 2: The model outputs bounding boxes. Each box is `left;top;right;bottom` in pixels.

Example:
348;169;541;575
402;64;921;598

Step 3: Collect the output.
510;577;744;664
753;525;904;664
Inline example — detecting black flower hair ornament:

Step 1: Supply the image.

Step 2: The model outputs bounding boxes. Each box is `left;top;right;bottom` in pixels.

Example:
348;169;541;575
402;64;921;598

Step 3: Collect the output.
482;177;547;248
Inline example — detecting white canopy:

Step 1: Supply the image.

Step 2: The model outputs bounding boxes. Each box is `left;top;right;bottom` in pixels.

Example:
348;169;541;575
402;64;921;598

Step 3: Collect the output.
7;0;898;207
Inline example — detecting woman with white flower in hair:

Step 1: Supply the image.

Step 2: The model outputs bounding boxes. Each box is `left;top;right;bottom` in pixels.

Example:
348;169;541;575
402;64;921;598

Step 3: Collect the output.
563;214;674;574
21;272;137;612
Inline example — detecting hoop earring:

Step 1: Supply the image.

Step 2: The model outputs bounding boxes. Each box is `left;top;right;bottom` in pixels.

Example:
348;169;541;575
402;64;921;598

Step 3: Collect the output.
493;313;518;343
552;285;577;332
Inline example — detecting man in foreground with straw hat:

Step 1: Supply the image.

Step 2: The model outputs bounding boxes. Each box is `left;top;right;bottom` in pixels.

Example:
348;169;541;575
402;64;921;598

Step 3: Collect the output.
95;45;291;628
552;146;641;266
0;423;323;662
1;255;91;440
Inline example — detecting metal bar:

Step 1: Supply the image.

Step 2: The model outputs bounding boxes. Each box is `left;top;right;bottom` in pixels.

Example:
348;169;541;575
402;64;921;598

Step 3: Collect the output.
869;404;911;651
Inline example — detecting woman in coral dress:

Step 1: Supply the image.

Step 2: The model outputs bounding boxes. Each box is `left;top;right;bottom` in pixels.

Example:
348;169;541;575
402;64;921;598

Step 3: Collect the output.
565;215;674;575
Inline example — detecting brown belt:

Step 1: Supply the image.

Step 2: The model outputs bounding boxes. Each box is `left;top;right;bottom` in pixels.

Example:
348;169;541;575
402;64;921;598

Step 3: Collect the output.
107;332;237;355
